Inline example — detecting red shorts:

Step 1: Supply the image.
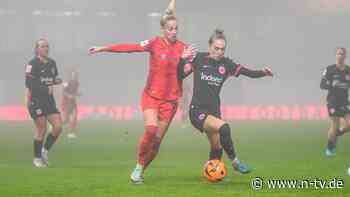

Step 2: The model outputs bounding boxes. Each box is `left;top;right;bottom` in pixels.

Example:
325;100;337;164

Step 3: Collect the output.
141;91;178;122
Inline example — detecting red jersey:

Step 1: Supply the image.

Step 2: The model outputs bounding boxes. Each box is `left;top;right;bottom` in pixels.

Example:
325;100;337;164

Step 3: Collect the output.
107;36;186;101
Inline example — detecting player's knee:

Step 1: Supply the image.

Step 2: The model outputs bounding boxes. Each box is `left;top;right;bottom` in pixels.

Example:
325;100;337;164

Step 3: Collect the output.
52;124;63;136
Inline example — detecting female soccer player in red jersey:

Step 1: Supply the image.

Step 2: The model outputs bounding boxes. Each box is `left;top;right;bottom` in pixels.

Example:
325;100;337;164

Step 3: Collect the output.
89;0;196;183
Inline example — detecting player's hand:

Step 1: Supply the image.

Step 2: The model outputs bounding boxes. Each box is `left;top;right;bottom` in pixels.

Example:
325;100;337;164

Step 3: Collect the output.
263;67;273;77
89;46;104;55
182;44;198;61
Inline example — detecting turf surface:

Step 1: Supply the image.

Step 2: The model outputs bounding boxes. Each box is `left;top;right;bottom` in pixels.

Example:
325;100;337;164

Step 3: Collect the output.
0;120;349;197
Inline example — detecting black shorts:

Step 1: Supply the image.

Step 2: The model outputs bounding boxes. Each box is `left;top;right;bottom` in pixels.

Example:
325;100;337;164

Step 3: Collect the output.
189;104;221;132
28;96;60;120
327;103;350;117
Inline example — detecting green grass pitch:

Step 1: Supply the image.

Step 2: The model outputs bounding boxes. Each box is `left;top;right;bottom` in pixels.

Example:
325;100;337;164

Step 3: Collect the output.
0;120;349;197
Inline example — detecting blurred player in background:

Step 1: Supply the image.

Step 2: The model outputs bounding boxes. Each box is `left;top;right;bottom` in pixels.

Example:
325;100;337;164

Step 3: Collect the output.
178;29;273;174
61;69;81;139
89;0;196;183
25;38;63;167
320;47;350;156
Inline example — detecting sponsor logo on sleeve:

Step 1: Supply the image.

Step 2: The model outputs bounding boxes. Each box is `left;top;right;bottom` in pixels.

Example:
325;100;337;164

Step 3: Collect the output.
26;65;32;73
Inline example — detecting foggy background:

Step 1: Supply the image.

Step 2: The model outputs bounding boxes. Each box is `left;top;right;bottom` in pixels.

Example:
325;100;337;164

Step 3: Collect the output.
1;0;350;106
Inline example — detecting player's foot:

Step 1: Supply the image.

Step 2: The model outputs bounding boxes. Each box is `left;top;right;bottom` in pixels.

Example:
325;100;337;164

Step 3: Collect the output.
67;133;77;139
130;167;144;184
232;159;251;174
41;148;49;165
33;158;47;168
336;128;348;137
325;148;336;157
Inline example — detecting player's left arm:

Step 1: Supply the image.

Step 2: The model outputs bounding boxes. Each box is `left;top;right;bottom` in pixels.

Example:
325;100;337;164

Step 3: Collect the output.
229;60;273;78
239;66;273;78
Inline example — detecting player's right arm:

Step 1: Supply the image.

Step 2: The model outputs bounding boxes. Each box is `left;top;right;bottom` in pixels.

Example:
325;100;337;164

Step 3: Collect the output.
89;39;154;54
320;67;332;90
177;45;197;80
24;63;35;105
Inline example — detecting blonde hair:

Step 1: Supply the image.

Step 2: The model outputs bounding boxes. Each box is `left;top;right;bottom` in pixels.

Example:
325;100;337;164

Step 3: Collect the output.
160;14;177;28
34;38;48;56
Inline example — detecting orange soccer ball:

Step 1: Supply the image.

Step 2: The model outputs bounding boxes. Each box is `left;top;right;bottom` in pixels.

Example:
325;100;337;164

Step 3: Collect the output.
203;160;227;182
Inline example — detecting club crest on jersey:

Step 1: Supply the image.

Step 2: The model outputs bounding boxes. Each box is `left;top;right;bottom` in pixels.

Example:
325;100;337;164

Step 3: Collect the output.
198;113;206;120
346;75;350;81
140;40;150;47
36;109;42;115
218;65;226;75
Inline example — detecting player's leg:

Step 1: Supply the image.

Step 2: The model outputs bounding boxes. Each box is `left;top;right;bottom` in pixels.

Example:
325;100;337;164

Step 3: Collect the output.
70;107;78;135
42;113;63;164
143;101;178;169
205;129;223;160
130;108;158;183
336;113;350;136
326;116;340;156
203;115;251;174
67;106;78;138
188;107;223;161
33;116;48;167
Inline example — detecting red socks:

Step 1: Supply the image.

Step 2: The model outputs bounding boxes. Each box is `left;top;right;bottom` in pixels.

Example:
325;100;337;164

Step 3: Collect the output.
137;125;159;166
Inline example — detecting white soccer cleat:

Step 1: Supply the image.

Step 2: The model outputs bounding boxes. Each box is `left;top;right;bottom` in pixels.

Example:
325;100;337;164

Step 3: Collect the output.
67;133;77;139
33;158;47;168
130;168;144;184
41;149;49;165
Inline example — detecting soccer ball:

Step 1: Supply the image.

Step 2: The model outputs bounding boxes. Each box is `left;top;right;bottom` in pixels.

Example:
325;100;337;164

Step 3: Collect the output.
347;167;350;176
203;160;227;182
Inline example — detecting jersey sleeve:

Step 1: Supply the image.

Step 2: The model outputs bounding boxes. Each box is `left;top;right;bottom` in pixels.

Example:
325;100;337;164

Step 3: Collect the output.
227;59;267;78
106;38;155;53
320;67;331;90
227;59;242;77
25;62;36;89
177;58;194;80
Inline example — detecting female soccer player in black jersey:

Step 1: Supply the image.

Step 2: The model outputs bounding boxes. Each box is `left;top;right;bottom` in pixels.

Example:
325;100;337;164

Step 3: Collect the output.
25;39;63;167
178;29;273;174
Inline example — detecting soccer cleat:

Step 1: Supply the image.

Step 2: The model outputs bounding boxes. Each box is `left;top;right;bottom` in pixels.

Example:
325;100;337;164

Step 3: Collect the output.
325;148;336;157
232;159;251;174
33;158;47;168
336;128;348;137
130;168;144;184
67;133;77;139
41;148;49;165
